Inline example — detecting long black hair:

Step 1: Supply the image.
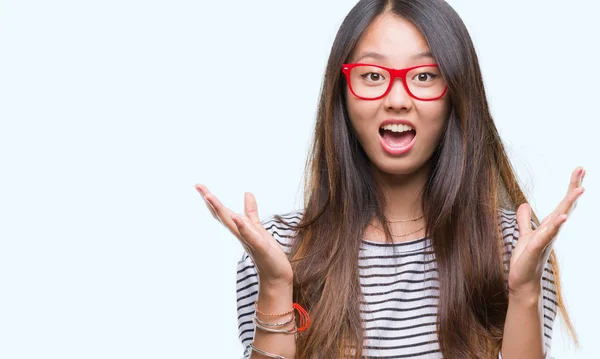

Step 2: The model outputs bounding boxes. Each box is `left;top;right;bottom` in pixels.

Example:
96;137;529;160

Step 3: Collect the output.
275;0;577;357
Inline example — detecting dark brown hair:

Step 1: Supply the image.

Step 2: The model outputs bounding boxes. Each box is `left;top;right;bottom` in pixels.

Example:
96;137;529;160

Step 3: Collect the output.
275;0;578;357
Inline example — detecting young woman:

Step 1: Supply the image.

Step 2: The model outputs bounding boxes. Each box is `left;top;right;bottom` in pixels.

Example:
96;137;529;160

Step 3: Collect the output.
196;0;583;357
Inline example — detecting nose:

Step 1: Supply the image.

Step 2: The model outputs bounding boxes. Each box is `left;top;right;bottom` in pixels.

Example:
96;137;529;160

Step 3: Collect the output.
382;78;413;110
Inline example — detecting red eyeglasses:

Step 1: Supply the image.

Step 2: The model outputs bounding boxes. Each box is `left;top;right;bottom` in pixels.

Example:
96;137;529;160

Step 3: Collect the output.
341;63;448;101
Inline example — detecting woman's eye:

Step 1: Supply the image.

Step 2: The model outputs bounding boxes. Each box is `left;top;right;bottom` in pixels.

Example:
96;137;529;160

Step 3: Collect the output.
361;73;385;82
414;73;437;82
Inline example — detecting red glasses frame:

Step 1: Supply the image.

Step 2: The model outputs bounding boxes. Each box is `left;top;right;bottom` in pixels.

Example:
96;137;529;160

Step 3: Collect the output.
341;63;448;101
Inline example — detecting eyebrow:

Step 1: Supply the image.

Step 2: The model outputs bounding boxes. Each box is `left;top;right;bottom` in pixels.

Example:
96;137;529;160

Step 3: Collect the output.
354;50;434;63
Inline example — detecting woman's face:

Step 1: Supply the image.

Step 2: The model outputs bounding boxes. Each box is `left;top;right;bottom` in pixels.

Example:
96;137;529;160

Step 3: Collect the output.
345;13;451;176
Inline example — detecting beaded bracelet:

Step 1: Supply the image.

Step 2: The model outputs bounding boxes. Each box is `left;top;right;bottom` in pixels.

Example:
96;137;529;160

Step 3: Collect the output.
254;301;295;317
248;303;310;359
254;301;311;332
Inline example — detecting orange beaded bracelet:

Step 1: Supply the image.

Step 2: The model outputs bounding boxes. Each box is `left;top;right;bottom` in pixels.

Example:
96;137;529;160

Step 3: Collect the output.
254;302;294;317
254;301;311;332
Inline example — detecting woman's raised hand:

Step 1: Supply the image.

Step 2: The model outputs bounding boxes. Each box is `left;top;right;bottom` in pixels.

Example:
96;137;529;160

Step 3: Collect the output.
195;184;294;288
508;166;586;297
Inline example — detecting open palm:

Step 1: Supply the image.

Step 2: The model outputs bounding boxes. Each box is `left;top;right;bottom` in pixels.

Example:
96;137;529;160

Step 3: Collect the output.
508;167;585;295
196;184;294;288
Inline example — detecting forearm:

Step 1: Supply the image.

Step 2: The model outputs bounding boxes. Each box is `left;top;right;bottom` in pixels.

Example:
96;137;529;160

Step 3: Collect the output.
250;283;296;359
501;288;545;359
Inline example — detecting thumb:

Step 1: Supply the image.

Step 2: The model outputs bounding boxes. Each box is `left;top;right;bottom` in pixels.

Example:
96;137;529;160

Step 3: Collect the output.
516;203;533;237
244;192;261;226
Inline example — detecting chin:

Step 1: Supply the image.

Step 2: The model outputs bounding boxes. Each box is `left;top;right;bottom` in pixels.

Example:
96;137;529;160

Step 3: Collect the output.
372;157;425;176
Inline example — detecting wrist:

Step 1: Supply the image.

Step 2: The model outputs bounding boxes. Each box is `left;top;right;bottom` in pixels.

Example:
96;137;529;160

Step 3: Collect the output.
509;286;542;308
257;282;294;315
258;280;293;297
258;274;294;291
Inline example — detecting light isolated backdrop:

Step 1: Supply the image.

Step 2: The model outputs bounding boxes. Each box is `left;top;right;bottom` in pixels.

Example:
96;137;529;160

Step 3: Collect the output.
0;0;597;358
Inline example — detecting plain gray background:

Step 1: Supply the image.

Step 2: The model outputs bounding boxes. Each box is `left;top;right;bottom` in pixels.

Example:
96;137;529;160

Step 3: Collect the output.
0;0;597;358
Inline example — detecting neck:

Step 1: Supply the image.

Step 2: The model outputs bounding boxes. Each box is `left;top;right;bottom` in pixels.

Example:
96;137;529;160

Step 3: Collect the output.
372;161;430;220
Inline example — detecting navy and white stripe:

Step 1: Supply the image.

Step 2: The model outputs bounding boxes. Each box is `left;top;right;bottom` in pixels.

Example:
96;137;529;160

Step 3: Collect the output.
236;208;557;358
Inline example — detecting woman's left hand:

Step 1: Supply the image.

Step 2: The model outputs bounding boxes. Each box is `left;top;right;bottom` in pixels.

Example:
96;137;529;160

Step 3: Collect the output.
508;166;586;297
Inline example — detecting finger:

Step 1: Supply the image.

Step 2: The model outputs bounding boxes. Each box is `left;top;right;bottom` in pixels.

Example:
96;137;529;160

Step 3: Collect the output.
532;213;568;253
567;167;584;194
579;168;586;188
231;212;261;252
195;184;219;221
244;192;262;226
556;185;585;217
516;203;534;237
540;212;556;227
553;167;585;216
571;169;587;214
195;183;208;196
203;192;243;239
204;200;219;220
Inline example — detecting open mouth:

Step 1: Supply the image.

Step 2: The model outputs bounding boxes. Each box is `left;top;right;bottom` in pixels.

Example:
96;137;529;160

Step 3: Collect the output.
378;124;416;148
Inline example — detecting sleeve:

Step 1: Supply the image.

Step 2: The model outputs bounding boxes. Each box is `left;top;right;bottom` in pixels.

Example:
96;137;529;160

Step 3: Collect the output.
236;254;258;359
498;208;558;359
235;210;302;358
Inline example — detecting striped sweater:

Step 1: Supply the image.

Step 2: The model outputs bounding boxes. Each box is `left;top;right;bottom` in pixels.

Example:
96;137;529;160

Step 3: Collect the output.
236;208;557;358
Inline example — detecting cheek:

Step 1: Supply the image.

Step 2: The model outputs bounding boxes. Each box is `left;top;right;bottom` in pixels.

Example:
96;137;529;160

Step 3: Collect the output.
346;94;379;135
418;101;451;141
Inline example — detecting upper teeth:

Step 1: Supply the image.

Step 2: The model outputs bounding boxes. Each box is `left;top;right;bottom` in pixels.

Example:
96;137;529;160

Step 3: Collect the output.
380;124;414;132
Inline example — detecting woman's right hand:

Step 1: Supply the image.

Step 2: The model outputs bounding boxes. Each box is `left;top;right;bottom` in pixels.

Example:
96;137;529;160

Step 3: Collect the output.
195;184;294;288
